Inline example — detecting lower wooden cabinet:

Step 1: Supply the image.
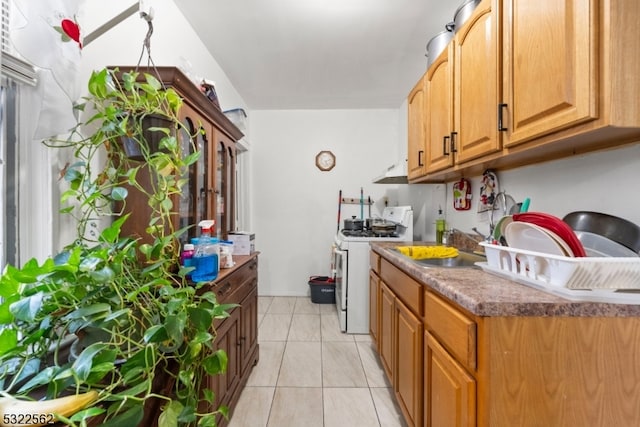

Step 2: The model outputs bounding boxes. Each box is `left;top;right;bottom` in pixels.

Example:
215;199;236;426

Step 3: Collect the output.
209;255;259;426
379;282;395;380
372;248;640;426
373;255;474;427
395;298;423;427
239;284;258;376
377;262;424;427
369;270;380;345
370;251;382;344
425;331;476;427
210;309;241;410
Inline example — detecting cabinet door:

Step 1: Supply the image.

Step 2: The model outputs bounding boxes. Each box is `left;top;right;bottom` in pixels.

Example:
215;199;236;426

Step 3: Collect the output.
379;282;395;380
395;298;423;427
369;270;380;344
239;281;258;376
454;0;501;164
425;44;455;173
178;104;214;244
210;309;241;408
407;77;426;180
425;332;475;427
503;0;597;146
214;131;237;240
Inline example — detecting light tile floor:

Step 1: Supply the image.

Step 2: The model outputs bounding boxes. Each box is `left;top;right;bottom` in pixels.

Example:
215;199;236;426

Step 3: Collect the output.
227;296;407;427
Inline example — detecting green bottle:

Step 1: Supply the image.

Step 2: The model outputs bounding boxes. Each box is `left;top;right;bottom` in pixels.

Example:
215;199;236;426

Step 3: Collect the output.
436;207;446;245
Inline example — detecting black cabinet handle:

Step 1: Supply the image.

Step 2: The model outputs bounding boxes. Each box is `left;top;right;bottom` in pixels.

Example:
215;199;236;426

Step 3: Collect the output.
498;103;508;131
418;150;424;166
450;132;458;153
443;135;450;156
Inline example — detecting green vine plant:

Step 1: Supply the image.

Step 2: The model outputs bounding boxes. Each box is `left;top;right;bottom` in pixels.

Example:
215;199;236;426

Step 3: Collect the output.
0;68;234;427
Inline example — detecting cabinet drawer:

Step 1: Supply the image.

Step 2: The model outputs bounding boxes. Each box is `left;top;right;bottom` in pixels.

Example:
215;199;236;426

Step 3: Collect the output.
380;259;422;316
424;291;476;371
215;258;258;304
370;250;381;274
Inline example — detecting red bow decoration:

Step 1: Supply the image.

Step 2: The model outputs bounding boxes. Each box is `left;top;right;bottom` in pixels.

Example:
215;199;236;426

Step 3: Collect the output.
59;18;82;48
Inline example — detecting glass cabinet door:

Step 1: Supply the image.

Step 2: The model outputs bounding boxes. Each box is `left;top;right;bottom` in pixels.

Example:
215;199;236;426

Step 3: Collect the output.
177;117;195;244
214;132;236;240
177;106;211;244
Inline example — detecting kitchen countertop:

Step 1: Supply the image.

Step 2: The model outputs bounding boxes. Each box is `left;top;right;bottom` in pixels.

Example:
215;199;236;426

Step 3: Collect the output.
371;241;640;317
215;252;259;282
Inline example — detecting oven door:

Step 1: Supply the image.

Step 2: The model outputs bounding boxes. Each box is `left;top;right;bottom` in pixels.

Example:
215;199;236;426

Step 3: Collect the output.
333;245;348;332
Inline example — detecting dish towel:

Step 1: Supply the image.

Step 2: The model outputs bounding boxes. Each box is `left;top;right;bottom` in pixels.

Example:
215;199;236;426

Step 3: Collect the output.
396;246;459;259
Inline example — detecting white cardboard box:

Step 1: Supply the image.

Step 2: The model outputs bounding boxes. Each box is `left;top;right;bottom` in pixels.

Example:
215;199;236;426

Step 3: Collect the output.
228;232;255;255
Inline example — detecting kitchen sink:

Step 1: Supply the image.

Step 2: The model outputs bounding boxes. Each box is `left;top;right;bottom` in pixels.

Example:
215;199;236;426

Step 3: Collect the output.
392;247;485;268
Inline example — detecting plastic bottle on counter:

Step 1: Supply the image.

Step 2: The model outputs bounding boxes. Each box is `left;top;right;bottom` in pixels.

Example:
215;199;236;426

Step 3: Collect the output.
191;220;220;282
436;207;446;245
180;243;195;277
219;240;235;269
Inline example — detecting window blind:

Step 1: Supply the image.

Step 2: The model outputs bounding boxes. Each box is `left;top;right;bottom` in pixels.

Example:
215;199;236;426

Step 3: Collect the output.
1;0;36;86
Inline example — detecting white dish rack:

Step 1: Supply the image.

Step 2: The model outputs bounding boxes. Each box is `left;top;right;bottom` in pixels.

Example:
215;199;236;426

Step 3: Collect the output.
477;242;640;304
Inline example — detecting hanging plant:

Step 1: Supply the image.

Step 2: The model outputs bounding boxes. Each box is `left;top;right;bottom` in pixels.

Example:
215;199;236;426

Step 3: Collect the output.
0;68;234;427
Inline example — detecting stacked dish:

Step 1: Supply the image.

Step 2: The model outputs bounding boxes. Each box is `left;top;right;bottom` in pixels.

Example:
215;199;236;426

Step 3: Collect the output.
504;212;587;257
478;211;640;299
502;211;639;258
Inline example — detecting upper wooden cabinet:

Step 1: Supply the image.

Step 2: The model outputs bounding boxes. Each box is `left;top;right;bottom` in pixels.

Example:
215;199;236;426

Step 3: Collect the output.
453;0;501;164
113;66;244;244
419;0;501;177
409;0;640;182
502;0;597;146
407;77;427;180
424;44;454;173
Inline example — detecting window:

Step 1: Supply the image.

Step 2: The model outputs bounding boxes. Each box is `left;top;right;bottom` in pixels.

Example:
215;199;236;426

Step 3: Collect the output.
1;0;36;268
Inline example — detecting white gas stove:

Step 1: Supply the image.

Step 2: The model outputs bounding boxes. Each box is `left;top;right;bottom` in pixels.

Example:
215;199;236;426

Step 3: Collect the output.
333;206;413;333
336;205;414;243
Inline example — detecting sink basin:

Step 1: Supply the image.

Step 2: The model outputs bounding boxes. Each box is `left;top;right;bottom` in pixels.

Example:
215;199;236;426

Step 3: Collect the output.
392;247;485;268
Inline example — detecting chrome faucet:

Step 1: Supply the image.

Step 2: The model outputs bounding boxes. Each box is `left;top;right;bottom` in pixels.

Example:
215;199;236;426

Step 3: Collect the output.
471;227;489;241
442;229;455;246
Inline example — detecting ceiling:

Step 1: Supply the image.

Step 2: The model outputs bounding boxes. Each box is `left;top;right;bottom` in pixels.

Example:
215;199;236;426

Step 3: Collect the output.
173;0;459;110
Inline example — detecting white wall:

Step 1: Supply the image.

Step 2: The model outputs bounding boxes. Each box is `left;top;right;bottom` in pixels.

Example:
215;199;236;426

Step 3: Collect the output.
251;109;406;296
34;0;250;255
428;143;640;239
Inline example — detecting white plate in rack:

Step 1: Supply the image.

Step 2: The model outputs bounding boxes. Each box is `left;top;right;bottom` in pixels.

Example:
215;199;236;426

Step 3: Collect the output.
504;221;572;256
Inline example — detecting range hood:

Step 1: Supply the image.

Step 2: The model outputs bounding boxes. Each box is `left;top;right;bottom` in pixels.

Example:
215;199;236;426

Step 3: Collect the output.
373;159;408;184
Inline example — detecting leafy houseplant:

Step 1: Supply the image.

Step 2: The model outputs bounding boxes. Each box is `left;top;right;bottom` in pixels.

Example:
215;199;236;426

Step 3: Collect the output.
0;68;233;426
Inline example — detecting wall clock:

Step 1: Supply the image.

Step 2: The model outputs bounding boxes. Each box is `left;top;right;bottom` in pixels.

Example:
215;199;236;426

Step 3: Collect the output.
315;150;336;171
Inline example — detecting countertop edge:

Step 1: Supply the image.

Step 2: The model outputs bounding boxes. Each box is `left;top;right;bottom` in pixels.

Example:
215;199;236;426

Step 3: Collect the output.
215;252;259;282
371;242;640;317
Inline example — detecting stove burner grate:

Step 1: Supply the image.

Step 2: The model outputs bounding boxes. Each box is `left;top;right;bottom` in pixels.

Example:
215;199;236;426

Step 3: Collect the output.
341;229;399;238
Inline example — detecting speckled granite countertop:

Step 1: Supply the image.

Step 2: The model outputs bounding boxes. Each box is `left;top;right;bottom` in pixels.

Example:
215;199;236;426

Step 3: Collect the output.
371;242;640;317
